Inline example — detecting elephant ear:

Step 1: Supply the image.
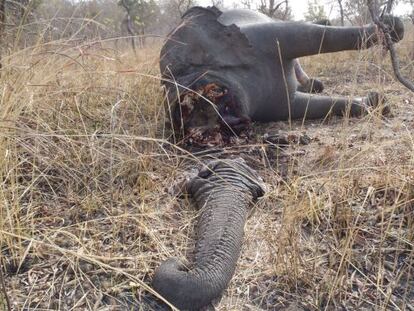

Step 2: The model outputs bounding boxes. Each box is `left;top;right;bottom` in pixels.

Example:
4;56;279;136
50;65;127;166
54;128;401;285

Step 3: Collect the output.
160;6;257;79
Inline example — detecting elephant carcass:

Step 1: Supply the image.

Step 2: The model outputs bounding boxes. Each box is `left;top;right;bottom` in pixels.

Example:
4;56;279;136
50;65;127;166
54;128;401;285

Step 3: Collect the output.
160;6;403;146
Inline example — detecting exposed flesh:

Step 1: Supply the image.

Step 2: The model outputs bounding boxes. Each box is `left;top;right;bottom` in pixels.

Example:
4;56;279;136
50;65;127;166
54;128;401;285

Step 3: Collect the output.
172;83;251;147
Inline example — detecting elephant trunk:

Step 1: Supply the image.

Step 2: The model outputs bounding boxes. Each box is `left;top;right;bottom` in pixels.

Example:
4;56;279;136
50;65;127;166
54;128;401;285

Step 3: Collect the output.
152;159;265;310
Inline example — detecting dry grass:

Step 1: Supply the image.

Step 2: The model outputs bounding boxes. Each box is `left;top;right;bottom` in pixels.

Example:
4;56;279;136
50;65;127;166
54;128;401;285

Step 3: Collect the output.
0;23;413;311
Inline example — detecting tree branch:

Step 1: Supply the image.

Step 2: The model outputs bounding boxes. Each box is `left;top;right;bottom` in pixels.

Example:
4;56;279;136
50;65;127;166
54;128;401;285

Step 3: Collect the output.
367;0;414;92
273;0;287;14
385;0;393;13
119;0;137;53
259;0;288;18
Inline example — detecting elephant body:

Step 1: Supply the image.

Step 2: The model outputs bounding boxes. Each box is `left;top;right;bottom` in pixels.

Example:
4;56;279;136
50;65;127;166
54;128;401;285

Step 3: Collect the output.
160;6;403;144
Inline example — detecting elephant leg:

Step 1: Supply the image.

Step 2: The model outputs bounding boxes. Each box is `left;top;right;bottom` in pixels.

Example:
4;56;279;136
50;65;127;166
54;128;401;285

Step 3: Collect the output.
152;159;265;310
242;16;403;59
290;91;387;120
294;59;324;93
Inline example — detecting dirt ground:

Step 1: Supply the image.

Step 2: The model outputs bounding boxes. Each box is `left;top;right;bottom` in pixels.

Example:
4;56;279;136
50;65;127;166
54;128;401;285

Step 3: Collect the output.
0;23;413;311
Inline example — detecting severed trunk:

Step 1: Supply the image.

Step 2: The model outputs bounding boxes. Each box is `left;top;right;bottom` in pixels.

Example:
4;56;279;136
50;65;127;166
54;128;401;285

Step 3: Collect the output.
152;160;265;310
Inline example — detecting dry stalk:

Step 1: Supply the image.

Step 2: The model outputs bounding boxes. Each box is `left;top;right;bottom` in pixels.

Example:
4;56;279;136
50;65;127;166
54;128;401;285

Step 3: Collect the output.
0;256;11;311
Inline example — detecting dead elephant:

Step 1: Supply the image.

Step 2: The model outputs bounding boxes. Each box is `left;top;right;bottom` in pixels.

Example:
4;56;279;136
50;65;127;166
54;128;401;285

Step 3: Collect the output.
160;6;403;146
152;6;405;310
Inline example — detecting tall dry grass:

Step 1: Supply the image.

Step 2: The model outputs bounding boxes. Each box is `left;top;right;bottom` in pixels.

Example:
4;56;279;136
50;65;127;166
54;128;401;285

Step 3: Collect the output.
0;21;413;311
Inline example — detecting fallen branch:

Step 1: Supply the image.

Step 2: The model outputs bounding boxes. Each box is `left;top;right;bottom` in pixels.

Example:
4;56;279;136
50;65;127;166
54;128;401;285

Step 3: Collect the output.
367;0;414;92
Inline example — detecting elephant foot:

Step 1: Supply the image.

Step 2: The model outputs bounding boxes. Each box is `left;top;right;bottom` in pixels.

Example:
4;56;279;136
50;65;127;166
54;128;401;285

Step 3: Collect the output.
308;78;324;93
365;91;391;116
172;82;251;147
297;78;324;93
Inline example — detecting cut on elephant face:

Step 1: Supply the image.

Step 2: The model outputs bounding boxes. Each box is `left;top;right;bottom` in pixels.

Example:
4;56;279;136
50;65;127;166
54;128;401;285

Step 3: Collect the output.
172;82;251;147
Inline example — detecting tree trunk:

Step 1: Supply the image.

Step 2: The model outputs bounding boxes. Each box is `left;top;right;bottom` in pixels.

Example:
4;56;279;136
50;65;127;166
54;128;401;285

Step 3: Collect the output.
283;0;289;20
337;0;344;26
410;0;414;23
125;13;136;54
139;29;145;48
411;11;414;61
119;0;137;54
0;0;6;69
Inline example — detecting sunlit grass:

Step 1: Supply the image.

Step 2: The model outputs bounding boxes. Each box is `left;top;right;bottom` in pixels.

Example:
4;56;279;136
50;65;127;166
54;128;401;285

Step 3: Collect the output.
0;20;413;310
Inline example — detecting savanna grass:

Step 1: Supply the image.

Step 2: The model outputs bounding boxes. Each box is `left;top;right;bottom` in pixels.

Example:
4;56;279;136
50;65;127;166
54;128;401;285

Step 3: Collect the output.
0;19;413;311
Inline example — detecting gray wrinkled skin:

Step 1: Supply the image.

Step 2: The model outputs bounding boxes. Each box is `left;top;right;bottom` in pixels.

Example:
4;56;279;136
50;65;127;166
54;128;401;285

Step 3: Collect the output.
161;6;404;125
152;159;265;310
